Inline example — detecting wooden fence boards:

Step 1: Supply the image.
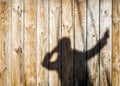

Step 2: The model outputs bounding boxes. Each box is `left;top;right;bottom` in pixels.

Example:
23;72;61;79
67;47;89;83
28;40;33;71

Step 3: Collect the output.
61;0;74;86
0;0;120;86
37;0;49;86
74;0;86;85
49;0;62;86
113;0;120;86
0;0;11;86
100;0;112;86
11;0;24;86
87;0;100;85
24;0;37;86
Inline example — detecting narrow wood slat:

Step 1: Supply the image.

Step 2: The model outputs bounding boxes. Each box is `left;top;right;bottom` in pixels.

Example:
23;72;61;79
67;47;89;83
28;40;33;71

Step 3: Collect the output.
61;0;74;85
37;0;49;86
0;0;11;86
24;0;37;86
12;0;24;86
100;0;112;86
74;0;86;85
112;0;120;86
49;0;62;86
87;0;99;85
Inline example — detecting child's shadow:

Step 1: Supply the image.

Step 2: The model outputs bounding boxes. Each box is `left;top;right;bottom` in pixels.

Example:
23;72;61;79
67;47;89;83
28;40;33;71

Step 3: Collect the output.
42;30;109;86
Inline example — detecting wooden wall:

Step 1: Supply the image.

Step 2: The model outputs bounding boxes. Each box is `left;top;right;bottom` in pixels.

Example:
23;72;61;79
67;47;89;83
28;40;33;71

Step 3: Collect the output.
0;0;119;86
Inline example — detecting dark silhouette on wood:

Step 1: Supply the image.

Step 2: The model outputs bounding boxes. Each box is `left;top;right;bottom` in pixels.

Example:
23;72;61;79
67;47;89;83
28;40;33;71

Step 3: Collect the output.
42;30;109;86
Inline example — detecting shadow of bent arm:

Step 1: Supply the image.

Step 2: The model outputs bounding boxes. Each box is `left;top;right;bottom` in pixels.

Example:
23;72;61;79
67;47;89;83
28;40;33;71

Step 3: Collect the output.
42;47;58;70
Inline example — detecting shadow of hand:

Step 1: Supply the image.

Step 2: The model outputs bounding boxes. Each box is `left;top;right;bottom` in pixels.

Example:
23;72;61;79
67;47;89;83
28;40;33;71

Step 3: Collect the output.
101;29;109;45
42;52;50;69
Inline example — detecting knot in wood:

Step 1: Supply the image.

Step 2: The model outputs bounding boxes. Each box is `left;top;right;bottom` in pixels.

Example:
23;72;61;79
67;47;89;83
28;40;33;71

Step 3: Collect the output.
103;9;111;17
14;46;22;53
13;6;22;16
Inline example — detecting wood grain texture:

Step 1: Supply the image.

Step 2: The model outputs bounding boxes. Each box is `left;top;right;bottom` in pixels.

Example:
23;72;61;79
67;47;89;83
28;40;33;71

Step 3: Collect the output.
74;0;86;85
0;1;11;86
12;0;24;86
100;0;112;86
87;0;99;85
49;0;61;86
61;0;74;86
112;0;120;86
0;1;118;86
37;0;49;86
24;0;37;86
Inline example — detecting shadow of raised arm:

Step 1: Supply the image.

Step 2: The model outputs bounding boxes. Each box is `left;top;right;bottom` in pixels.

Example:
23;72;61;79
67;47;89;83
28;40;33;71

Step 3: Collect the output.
86;30;109;60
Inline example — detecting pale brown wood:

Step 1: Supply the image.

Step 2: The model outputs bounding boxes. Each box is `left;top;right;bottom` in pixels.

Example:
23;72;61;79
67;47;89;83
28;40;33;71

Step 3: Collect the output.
37;0;49;86
0;0;11;86
74;0;86;85
49;0;62;86
112;0;120;86
100;0;112;86
24;0;37;86
61;0;74;85
12;0;24;86
0;1;116;86
87;0;99;86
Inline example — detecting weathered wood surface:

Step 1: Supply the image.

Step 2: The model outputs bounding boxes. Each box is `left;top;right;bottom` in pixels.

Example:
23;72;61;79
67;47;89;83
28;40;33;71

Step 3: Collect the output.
61;0;74;86
113;0;120;86
0;0;11;86
24;0;37;86
87;0;99;85
0;0;119;86
37;0;49;86
49;0;61;86
100;0;112;86
74;0;86;85
12;0;24;86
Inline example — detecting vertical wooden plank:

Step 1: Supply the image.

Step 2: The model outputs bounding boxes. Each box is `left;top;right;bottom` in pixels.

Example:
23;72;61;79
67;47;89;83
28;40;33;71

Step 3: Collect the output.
87;0;99;85
100;0;112;86
74;0;86;85
49;0;61;86
112;0;120;86
0;0;11;86
24;0;37;86
12;0;24;86
37;0;49;86
61;0;74;85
